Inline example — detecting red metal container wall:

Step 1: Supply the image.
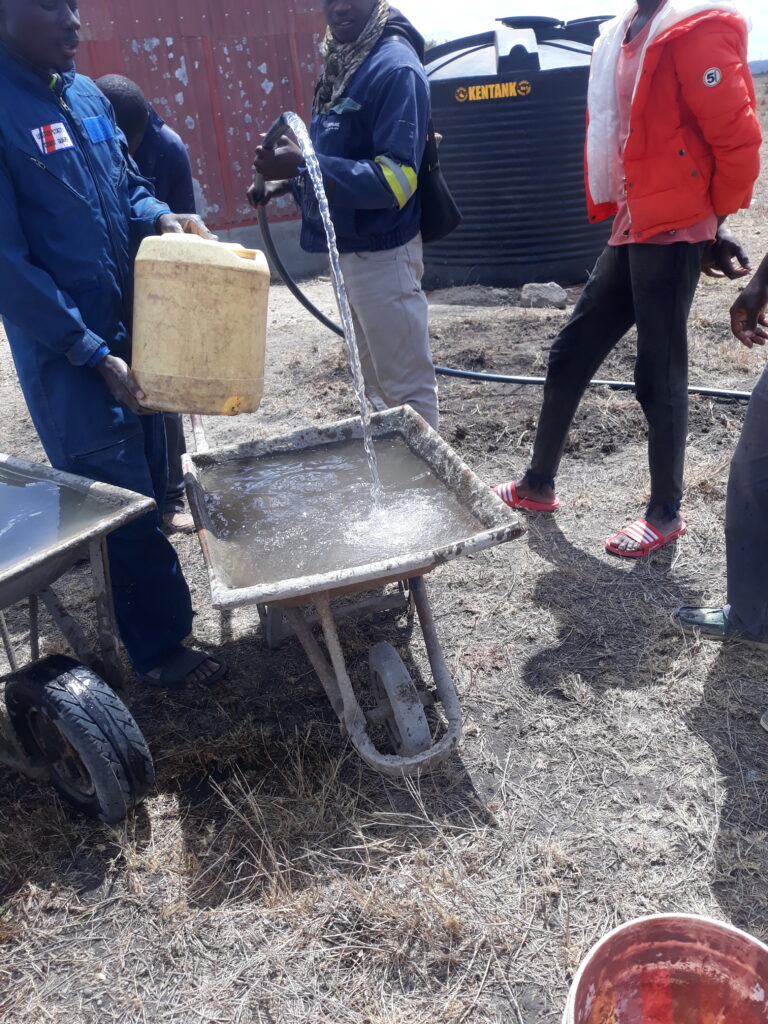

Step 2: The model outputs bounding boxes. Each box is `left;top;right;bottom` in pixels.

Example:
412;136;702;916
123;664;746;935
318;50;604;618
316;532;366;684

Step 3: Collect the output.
76;1;325;229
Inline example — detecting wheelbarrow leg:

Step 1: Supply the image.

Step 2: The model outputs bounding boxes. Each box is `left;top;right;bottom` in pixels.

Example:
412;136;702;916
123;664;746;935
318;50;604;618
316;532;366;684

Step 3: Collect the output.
284;595;369;741
408;576;462;741
39;588;93;671
219;608;234;645
313;593;369;737
0;609;18;673
37;540;123;692
88;537;123;690
28;594;40;663
283;601;345;721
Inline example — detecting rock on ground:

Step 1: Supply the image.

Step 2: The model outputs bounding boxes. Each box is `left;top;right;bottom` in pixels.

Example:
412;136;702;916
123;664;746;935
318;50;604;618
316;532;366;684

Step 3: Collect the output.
427;285;520;307
521;281;568;309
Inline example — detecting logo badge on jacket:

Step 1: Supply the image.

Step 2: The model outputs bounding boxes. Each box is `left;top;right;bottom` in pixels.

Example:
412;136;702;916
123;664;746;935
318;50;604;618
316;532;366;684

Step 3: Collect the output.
703;68;722;87
83;115;115;144
31;122;74;155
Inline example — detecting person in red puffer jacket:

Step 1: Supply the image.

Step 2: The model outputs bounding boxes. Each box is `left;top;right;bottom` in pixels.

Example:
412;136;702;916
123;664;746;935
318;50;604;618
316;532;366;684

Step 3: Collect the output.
494;0;761;558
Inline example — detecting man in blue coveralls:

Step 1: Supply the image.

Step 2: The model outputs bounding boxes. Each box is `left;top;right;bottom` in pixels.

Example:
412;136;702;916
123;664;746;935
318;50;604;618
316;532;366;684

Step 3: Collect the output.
0;0;225;689
250;0;439;430
96;73;197;535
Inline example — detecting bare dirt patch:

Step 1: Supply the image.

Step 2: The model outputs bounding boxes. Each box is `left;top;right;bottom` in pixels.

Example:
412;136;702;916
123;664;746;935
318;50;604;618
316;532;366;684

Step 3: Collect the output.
1;85;768;1024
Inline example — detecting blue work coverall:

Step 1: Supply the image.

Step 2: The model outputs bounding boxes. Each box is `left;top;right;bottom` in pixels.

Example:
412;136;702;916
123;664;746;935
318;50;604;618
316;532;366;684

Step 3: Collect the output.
0;44;193;676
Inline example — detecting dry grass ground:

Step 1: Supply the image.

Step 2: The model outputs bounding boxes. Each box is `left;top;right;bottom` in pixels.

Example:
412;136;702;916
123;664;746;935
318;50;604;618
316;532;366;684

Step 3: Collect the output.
1;80;768;1024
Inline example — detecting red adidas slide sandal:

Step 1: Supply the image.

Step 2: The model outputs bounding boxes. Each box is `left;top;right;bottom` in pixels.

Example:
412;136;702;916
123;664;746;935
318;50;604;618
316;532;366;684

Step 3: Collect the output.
605;518;687;559
493;480;560;512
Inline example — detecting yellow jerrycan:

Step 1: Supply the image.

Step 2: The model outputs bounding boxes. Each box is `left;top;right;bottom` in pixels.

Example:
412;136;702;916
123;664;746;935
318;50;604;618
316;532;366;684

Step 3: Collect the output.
131;234;270;415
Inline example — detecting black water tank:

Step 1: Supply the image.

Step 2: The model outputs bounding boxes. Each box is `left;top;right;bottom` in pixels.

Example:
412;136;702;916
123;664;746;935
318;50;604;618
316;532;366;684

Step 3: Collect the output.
424;16;612;289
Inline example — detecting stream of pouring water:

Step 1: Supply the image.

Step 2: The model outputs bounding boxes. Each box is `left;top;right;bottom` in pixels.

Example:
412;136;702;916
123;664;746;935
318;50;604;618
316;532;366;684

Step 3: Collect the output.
283;112;383;503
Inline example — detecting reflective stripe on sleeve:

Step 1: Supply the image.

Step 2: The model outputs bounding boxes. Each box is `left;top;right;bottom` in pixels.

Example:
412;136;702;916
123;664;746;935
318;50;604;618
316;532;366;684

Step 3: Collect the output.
375;155;418;209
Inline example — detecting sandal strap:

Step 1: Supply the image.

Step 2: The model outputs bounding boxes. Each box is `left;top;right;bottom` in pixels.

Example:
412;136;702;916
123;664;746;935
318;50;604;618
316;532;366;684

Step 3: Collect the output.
142;647;224;689
619;519;663;545
493;481;517;505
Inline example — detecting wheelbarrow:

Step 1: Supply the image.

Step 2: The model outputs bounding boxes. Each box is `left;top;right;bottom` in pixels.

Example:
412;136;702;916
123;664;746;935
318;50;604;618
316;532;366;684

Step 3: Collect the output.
0;454;156;822
185;406;524;776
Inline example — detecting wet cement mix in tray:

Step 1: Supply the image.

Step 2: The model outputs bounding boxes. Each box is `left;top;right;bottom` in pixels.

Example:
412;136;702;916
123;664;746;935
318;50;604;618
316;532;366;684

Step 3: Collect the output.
0;464;111;574
200;437;482;590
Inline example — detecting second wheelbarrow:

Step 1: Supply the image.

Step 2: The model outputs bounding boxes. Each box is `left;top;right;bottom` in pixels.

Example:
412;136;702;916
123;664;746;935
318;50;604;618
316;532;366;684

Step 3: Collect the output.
0;453;157;822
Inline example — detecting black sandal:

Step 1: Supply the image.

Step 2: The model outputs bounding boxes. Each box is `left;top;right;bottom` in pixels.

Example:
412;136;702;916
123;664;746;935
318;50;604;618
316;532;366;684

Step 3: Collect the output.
140;647;227;690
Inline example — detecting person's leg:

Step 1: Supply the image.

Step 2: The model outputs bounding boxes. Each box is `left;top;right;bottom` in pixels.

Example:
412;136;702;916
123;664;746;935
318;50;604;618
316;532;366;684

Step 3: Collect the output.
510;246;635;504
611;242;702;552
675;366;768;646
350;302;388;413
145;410;169;514
339;237;439;429
163;413;186;510
724;364;768;641
65;417;193;676
162;412;194;532
11;346;221;687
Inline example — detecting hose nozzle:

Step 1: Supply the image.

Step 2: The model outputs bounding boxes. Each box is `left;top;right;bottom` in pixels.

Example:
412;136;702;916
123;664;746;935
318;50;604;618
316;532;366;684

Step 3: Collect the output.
250;114;290;205
262;113;289;152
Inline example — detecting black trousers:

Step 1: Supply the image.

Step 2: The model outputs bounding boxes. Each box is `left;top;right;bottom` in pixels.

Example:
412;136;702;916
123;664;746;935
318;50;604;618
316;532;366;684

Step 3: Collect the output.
528;242;704;513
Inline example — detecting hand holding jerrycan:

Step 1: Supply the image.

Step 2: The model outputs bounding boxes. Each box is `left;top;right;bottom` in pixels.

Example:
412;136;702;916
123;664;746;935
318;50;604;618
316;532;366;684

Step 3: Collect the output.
131;233;270;415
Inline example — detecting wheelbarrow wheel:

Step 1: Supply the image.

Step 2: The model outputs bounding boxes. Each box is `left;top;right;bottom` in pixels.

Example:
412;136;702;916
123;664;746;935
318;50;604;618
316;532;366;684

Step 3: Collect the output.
5;654;155;824
369;642;431;757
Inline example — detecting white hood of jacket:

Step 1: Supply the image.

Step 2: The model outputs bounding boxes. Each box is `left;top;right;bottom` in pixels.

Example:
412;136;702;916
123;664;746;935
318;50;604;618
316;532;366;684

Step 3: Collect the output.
586;0;750;205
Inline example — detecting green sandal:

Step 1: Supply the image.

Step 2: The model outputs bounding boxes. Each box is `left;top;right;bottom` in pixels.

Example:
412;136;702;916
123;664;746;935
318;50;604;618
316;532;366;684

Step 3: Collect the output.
674;607;768;651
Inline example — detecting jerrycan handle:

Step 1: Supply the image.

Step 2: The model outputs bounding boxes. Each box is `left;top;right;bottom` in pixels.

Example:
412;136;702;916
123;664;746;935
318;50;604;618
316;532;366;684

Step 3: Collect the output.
157;233;258;262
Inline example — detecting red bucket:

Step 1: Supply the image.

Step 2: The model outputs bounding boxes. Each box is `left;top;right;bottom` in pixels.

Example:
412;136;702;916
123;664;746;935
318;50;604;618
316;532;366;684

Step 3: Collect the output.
563;914;768;1024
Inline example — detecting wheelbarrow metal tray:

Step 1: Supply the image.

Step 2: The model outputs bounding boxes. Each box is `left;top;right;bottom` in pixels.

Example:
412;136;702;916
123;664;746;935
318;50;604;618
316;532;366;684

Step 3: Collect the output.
185;406;524;610
0;454;155;609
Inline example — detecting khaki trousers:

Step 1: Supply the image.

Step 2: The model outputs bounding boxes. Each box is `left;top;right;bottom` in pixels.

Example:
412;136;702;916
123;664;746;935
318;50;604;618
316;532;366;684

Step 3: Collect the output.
338;235;439;430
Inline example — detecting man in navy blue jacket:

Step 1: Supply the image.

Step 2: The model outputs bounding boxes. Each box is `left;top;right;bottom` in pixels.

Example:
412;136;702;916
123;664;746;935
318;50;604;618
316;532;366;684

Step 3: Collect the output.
250;0;439;429
0;0;224;689
97;74;197;534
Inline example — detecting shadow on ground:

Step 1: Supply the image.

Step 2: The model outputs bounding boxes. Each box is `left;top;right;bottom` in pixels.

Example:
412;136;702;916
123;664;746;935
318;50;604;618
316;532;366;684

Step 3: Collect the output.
689;644;768;937
0;595;489;912
521;516;711;697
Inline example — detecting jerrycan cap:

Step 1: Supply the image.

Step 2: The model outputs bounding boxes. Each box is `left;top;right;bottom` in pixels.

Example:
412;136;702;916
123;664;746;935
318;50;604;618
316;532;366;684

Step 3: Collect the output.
219;242;259;261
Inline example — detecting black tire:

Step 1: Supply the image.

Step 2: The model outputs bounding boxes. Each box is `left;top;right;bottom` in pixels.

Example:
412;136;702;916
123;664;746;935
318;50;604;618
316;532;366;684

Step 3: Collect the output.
5;654;155;824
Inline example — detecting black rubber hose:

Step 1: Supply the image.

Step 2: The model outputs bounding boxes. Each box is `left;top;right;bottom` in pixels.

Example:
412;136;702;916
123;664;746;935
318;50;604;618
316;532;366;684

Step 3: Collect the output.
255;169;751;404
436;365;751;400
258;204;344;336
